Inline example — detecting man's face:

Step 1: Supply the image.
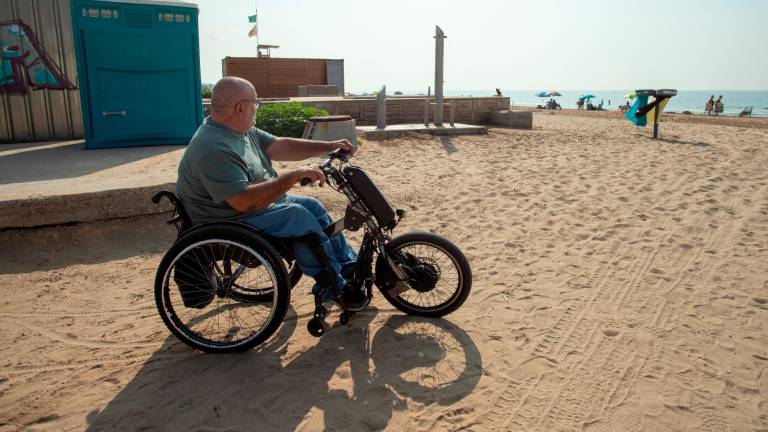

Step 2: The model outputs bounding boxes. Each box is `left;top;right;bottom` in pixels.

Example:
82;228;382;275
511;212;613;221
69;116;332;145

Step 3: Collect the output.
234;89;259;132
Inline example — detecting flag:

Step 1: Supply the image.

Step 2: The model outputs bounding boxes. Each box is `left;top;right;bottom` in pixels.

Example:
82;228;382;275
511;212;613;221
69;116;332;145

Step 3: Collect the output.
248;14;257;23
248;24;258;37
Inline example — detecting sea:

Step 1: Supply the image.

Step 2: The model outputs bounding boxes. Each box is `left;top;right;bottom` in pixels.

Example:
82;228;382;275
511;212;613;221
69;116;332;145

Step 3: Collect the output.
395;90;768;117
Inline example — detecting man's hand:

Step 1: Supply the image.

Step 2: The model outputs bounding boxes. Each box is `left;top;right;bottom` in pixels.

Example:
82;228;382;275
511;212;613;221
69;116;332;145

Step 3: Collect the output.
293;167;325;187
328;139;356;156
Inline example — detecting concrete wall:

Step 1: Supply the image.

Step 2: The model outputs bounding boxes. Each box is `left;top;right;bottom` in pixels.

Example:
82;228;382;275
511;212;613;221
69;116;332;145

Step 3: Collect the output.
286;96;510;126
489;110;533;129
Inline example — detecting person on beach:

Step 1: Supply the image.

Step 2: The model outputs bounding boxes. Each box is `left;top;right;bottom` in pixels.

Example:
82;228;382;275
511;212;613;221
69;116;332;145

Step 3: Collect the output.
576;99;584;110
705;95;714;115
715;95;724;116
176;76;367;309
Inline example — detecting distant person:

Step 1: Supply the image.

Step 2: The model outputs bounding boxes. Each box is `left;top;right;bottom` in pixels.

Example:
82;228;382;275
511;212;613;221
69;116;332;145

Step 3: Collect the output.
705;95;714;115
608;99;611;106
620;101;631;113
714;95;724;116
576;99;584;110
495;88;502;97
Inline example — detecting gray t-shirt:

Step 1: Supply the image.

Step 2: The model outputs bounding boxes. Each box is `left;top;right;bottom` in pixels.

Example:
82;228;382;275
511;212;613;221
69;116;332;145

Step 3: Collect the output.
176;118;279;224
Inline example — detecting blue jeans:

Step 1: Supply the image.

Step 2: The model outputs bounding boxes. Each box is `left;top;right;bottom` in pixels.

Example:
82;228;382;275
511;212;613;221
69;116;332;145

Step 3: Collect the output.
237;194;357;294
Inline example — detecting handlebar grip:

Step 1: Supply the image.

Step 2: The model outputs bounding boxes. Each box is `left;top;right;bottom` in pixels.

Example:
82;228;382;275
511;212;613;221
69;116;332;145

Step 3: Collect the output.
300;177;312;186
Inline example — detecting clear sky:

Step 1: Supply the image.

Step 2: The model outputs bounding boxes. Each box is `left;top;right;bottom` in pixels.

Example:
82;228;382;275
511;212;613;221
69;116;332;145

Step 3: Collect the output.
192;0;768;92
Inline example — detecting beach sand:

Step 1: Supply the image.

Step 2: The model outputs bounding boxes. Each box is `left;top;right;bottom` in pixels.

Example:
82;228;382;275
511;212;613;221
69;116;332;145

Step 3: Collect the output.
1;112;767;431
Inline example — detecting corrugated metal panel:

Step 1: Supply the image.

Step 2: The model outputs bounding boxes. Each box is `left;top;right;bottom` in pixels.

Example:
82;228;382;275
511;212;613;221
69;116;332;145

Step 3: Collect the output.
326;59;344;96
0;0;83;143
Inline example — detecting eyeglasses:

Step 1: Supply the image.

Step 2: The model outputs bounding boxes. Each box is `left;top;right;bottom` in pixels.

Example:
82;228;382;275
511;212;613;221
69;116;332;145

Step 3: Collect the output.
236;98;260;110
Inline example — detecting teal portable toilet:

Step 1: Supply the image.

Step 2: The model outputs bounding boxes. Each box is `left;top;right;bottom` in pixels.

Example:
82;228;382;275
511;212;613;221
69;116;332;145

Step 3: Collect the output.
71;0;202;148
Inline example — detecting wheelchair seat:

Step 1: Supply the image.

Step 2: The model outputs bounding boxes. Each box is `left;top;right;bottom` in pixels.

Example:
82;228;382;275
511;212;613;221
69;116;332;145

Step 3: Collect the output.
151;190;293;256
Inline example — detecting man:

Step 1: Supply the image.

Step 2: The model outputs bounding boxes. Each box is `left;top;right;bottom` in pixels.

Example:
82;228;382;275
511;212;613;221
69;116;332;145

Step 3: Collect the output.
176;76;366;309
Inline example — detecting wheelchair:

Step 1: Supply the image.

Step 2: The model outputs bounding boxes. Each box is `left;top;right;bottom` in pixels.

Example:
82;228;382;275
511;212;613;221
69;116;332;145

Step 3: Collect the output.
152;150;472;353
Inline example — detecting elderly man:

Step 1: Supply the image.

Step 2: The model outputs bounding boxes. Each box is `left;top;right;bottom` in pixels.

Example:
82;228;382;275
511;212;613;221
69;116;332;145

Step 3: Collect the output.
176;76;365;309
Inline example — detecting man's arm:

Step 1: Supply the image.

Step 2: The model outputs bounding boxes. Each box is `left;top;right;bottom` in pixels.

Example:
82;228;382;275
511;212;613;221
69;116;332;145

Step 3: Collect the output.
225;167;325;214
265;137;355;161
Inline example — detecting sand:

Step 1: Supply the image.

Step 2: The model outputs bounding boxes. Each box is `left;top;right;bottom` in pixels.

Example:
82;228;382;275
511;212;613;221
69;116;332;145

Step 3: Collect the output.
1;112;767;431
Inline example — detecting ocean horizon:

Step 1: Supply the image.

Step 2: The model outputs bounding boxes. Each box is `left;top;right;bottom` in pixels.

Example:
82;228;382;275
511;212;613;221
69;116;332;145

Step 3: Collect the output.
359;89;768;117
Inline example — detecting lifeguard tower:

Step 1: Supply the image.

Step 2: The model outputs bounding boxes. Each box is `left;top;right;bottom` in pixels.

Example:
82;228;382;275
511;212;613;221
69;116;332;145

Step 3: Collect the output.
257;44;279;58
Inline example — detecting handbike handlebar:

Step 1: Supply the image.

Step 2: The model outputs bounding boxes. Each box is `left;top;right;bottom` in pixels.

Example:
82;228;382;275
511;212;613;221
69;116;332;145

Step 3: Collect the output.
299;148;352;186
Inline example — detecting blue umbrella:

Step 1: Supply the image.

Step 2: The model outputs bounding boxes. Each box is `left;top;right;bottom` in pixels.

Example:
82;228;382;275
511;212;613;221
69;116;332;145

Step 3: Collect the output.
535;91;548;97
579;94;596;101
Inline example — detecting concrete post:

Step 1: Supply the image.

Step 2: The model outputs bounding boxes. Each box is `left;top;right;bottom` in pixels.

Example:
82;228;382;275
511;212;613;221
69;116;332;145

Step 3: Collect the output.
376;85;386;129
434;26;446;126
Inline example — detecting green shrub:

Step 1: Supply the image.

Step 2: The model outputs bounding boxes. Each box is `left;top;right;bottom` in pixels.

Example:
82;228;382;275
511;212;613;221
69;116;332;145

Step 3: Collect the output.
254;102;329;137
201;87;211;99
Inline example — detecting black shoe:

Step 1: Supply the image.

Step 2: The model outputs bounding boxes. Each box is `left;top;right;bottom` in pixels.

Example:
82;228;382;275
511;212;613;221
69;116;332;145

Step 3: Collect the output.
336;285;368;312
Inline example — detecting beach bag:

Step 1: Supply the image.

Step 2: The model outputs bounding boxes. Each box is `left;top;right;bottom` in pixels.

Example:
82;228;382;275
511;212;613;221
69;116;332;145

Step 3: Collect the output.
173;253;215;309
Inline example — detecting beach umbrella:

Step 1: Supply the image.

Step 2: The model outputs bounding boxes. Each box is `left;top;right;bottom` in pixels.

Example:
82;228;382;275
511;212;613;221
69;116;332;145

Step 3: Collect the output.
624;92;636;99
547;91;562;97
578;94;596;101
535;91;548;97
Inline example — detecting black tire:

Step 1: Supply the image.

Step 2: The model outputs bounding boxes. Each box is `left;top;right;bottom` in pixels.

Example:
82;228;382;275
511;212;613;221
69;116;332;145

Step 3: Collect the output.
154;224;290;353
377;232;472;317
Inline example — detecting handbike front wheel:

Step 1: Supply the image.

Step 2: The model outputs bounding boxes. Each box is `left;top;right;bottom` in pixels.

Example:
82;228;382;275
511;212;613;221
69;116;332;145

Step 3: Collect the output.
377;232;472;317
154;225;290;353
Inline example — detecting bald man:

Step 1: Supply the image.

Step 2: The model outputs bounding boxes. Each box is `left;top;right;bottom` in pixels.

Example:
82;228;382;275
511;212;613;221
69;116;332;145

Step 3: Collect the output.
176;76;365;310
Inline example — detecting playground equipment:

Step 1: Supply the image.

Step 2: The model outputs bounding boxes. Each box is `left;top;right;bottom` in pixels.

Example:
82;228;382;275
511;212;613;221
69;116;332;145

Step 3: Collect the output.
624;89;677;138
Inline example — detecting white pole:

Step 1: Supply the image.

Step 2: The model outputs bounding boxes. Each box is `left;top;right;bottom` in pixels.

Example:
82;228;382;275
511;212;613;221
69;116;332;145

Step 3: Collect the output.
434;26;445;126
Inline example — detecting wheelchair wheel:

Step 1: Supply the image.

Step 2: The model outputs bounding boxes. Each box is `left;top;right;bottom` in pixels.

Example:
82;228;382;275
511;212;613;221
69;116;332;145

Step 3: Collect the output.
155;224;290;353
377;232;472;317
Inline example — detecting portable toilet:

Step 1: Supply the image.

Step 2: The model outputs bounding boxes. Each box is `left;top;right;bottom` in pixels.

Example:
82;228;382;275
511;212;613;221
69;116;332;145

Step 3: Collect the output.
71;0;202;148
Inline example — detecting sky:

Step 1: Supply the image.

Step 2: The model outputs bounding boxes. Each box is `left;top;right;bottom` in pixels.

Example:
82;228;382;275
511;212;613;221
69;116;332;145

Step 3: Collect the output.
191;0;768;92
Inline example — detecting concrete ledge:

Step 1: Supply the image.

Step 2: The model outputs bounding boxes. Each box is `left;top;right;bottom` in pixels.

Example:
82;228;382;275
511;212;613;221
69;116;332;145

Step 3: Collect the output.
0;183;175;230
489;110;533;129
357;124;488;141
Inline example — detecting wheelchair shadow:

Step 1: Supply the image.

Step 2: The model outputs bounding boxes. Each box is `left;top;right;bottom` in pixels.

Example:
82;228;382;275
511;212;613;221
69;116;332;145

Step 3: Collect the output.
85;306;483;431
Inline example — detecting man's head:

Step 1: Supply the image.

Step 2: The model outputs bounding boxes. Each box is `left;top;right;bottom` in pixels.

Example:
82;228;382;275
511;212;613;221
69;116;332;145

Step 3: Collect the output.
210;76;259;133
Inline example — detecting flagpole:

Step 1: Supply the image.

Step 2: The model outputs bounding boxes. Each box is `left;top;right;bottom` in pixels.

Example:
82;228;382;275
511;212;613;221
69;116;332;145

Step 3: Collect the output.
255;0;259;57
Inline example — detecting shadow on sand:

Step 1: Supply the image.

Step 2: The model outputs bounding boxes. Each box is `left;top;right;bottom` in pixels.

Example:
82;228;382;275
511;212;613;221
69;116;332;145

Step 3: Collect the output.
0;141;181;185
85;306;483;431
440;136;458;154
634;134;712;148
